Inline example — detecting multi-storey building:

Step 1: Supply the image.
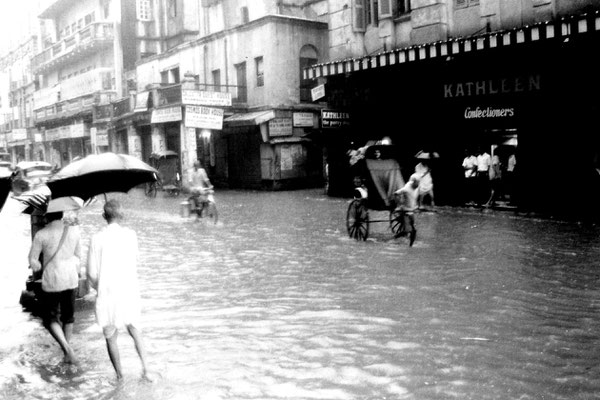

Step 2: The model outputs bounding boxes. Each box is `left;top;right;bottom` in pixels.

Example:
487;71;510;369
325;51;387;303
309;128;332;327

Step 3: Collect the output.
31;0;137;168
108;0;329;189
305;0;600;220
0;36;39;164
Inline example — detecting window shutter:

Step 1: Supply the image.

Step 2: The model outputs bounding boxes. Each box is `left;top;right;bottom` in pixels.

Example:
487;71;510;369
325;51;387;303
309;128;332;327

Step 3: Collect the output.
456;0;467;7
354;0;366;32
380;0;392;17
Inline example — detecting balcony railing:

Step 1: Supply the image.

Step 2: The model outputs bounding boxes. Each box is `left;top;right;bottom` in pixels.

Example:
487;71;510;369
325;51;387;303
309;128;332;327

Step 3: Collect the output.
31;22;114;72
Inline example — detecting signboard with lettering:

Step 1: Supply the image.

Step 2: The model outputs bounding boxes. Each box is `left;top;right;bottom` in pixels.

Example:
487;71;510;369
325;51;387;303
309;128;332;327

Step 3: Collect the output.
321;110;350;128
151;106;182;123
311;84;325;101
182;90;232;107
463;106;515;119
292;112;314;127
268;118;293;137
185;105;224;130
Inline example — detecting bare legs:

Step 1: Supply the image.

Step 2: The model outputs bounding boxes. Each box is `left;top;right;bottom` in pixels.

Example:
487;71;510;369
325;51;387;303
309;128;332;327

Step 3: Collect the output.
45;321;77;364
104;325;151;381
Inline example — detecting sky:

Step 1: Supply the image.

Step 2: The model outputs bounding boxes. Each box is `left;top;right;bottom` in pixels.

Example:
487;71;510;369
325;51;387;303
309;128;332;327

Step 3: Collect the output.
0;1;44;55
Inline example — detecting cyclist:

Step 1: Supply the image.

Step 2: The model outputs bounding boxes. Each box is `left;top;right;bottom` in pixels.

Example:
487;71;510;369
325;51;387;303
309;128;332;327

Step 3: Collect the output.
188;160;214;211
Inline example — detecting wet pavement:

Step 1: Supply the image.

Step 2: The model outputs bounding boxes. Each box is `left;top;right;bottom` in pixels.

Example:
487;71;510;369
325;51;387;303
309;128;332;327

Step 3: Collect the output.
1;188;600;400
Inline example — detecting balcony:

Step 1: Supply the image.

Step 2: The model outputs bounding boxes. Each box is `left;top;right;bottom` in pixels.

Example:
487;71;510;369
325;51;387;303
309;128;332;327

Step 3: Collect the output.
31;22;114;74
33;68;116;124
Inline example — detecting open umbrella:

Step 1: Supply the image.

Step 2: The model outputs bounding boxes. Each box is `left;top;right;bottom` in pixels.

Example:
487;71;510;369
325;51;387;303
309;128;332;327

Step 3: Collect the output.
47;153;158;202
0;175;12;211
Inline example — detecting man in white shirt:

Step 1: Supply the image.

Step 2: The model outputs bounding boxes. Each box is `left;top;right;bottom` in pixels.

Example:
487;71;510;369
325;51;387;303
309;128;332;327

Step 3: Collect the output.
462;151;477;205
476;148;492;205
87;200;150;380
29;211;81;364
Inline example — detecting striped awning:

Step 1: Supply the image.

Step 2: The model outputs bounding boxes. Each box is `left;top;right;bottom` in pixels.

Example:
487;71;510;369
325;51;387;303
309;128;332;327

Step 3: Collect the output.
303;11;600;80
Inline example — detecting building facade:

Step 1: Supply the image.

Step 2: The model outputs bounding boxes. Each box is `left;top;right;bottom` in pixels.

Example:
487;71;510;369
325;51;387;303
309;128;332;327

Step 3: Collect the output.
305;0;600;221
107;0;329;189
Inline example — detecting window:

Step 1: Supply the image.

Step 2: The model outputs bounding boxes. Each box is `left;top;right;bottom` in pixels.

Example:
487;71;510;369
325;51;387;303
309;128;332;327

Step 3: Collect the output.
398;0;411;15
456;0;479;8
168;0;177;17
160;70;169;84
212;69;221;92
160;67;180;84
255;57;264;87
240;6;249;23
353;0;366;31
171;67;180;83
84;12;95;25
103;0;110;19
234;62;247;103
299;45;318;102
137;0;153;21
380;0;392;17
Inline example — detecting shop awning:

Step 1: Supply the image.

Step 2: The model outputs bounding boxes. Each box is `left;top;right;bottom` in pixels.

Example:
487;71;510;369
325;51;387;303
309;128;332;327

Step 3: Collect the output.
223;110;276;127
303;11;600;79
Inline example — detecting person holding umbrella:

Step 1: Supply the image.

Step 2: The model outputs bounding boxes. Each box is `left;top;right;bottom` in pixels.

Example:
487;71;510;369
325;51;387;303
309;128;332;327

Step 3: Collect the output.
28;205;82;365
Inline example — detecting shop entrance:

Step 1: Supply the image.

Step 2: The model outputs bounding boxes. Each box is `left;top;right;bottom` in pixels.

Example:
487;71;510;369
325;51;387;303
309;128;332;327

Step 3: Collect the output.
480;129;518;207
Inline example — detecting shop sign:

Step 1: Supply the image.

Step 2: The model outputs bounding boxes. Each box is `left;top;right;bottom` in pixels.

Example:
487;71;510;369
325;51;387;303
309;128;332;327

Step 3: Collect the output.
464;106;515;119
182;89;232;107
151;106;182;123
292;112;314;127
34;133;43;143
268;118;293;137
185;105;223;130
10;128;27;142
443;74;541;98
97;132;109;146
311;84;325;101
321;110;350;128
45;128;60;141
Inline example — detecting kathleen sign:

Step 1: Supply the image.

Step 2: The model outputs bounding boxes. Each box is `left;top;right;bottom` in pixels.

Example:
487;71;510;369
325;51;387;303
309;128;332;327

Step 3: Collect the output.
151;106;182;123
185;105;224;130
182;89;232;107
321;110;350;128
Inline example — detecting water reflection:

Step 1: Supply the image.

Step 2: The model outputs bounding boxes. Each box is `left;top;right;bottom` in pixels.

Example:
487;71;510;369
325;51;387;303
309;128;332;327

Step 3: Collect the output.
1;189;600;399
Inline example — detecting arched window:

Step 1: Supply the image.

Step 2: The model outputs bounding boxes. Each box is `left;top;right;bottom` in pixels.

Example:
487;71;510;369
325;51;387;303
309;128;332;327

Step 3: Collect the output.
299;45;318;102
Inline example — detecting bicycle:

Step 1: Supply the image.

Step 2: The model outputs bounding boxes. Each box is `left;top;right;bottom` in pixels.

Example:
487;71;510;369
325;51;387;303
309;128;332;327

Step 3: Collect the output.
188;188;218;224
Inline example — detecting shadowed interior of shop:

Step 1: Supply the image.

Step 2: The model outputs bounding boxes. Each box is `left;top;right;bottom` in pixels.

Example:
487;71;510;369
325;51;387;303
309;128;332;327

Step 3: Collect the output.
322;30;600;221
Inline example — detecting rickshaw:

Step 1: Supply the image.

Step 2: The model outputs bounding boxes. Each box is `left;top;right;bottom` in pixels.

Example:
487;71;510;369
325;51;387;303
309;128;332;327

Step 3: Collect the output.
346;144;407;241
144;150;181;197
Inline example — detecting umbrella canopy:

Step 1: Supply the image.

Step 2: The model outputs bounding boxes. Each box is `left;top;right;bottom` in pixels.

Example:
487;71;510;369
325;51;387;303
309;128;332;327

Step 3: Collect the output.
0;175;12;211
47;153;158;202
14;184;52;215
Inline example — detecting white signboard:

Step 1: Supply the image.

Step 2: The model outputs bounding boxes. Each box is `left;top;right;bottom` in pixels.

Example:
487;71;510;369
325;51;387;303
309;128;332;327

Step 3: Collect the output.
11;128;27;141
311;84;325;101
292;112;314;127
151;106;182;123
268;118;293;137
185;106;224;130
182;90;232;107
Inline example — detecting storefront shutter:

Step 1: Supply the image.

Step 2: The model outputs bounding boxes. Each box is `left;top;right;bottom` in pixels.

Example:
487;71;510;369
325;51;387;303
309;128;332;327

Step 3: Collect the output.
354;0;367;32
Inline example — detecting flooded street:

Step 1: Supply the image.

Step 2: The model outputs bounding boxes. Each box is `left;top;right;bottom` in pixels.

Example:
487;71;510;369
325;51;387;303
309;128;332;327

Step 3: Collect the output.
1;188;600;400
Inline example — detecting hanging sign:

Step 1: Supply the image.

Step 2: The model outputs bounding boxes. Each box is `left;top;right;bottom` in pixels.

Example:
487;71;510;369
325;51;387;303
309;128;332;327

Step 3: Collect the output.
185;105;224;130
311;84;325;101
151;106;182;123
182;90;232;106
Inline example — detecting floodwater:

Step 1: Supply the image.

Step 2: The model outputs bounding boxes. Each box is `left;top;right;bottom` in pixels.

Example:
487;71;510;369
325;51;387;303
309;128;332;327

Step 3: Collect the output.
1;188;600;400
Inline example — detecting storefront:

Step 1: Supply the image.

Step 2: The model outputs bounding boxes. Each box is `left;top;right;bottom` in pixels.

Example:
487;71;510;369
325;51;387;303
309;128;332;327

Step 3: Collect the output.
309;14;600;220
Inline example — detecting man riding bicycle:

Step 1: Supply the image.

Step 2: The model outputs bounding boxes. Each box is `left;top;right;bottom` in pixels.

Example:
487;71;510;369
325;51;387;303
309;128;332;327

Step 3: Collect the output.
188;161;214;210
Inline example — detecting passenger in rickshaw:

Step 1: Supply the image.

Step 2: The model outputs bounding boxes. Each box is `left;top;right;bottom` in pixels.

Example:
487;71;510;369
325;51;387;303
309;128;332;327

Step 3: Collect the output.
188;160;214;211
394;173;420;246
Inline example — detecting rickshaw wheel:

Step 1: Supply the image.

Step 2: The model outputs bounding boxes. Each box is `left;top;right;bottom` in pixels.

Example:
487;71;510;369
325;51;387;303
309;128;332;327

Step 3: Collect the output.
202;202;218;225
145;182;157;198
346;199;369;241
389;208;406;237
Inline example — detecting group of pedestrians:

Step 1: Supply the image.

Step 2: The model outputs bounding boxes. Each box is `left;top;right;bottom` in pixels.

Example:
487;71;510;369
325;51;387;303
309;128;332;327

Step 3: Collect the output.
28;199;151;381
462;147;517;207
